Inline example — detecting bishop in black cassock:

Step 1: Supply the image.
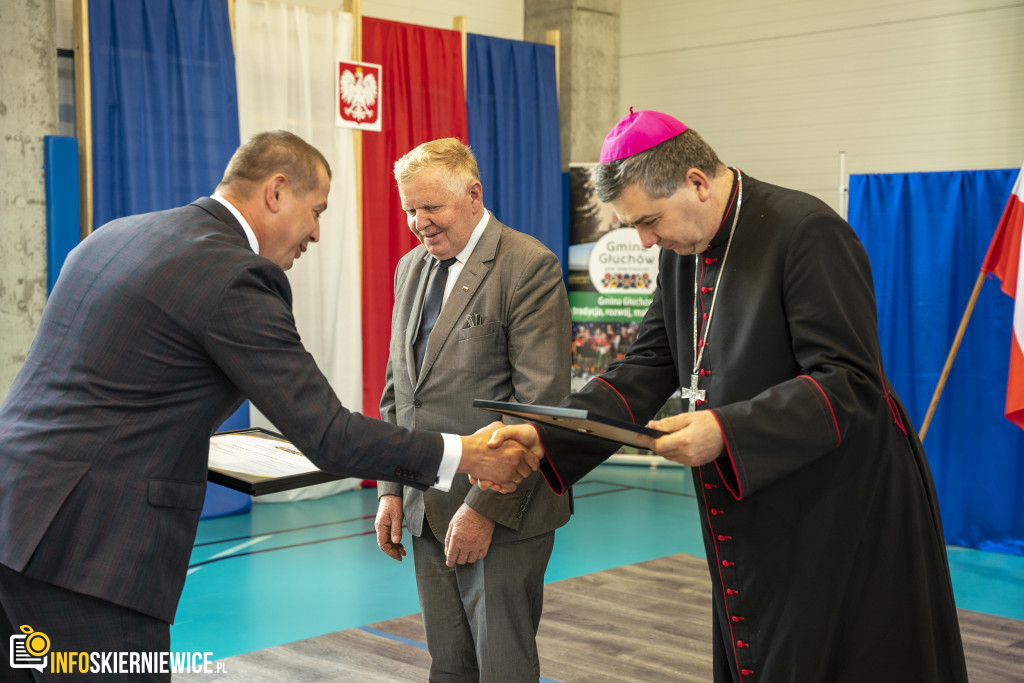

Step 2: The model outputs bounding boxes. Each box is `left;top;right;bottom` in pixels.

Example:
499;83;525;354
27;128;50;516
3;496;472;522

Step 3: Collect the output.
490;110;969;682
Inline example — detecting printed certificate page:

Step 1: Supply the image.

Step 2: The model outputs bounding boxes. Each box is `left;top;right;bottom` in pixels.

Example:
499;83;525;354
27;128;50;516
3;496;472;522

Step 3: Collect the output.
208;432;318;479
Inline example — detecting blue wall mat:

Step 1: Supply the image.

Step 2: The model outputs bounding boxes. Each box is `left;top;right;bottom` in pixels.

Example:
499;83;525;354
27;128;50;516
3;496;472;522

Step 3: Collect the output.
44;136;81;293
201;402;253;519
218;401;251;432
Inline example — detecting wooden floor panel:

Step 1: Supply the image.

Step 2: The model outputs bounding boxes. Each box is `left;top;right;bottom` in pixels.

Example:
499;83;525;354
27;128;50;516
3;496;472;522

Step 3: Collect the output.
174;552;1024;682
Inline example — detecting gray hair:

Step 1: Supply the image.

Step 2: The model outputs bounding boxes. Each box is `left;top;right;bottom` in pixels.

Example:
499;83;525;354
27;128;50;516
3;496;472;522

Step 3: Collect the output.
593;128;723;202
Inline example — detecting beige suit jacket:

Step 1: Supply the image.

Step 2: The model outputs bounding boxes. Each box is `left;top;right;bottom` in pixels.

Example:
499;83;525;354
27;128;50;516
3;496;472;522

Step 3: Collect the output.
378;215;572;541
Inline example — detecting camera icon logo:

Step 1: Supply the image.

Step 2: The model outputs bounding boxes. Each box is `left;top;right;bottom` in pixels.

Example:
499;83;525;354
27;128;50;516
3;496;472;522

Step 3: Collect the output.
10;625;49;671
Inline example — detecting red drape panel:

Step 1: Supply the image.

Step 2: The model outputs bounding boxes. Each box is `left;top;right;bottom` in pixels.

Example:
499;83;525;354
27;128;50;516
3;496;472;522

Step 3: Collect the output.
360;18;468;416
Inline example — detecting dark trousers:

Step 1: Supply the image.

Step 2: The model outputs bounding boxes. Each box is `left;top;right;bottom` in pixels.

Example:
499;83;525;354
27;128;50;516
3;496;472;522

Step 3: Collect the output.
412;523;554;683
0;563;170;682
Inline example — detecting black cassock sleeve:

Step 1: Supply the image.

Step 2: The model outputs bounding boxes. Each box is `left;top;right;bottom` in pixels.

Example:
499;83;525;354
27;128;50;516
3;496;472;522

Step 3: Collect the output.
538;273;681;494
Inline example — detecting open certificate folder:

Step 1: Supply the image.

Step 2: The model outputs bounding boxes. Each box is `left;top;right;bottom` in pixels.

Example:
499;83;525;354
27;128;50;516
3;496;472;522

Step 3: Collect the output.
207;428;345;495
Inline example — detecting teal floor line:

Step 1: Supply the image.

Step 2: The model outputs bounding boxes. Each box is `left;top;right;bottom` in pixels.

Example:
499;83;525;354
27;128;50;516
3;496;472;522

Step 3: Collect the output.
171;464;1024;662
356;625;428;650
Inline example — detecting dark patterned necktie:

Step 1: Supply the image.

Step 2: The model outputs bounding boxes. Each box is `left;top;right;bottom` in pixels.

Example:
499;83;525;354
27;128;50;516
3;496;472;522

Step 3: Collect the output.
414;257;458;374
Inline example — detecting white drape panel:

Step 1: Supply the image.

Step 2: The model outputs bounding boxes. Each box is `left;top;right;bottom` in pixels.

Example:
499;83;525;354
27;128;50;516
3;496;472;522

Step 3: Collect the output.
234;1;362;434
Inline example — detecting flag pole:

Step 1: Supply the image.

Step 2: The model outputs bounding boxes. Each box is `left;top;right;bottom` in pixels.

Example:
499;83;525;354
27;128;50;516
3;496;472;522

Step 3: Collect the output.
344;0;363;270
453;16;467;89
919;269;987;440
73;0;93;238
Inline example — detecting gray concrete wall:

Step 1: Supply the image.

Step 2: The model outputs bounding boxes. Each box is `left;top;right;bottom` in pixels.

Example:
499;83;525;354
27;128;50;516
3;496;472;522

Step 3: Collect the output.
0;0;58;399
619;0;1024;212
525;0;620;169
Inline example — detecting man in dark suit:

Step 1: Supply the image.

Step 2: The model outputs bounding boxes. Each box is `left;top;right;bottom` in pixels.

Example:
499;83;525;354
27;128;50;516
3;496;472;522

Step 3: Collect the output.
0;131;538;681
374;138;571;681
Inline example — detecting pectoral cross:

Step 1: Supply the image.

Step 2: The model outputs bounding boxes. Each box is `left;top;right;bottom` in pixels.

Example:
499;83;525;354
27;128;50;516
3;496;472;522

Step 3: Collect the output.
681;373;705;412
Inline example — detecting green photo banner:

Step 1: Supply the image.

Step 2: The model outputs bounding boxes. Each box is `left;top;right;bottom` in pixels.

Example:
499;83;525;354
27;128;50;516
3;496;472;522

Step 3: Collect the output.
569;292;655;323
568;164;659;389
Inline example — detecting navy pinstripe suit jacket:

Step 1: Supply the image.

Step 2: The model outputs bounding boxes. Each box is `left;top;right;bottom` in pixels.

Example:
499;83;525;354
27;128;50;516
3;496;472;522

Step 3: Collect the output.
0;197;442;623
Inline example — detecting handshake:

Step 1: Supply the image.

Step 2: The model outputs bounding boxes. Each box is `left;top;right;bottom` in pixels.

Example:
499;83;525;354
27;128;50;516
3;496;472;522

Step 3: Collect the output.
455;422;543;493
452;408;727;492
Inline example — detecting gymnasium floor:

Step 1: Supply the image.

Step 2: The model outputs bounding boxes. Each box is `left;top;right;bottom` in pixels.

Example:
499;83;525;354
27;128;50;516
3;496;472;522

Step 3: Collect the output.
171;464;1024;662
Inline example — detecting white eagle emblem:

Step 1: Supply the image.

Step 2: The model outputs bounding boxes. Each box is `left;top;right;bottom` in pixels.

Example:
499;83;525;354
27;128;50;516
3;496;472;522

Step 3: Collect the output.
340;67;378;122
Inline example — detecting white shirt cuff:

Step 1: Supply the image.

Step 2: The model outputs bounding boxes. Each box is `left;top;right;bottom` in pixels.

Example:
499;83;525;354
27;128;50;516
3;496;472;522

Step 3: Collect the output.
432;433;462;491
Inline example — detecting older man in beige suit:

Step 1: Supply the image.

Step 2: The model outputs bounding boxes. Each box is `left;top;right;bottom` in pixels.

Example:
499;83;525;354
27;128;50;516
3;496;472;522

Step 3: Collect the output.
375;138;571;682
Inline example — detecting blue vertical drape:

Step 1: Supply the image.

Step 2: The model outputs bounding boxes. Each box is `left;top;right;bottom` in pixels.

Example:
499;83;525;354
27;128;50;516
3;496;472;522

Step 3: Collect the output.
89;0;240;227
466;34;565;269
89;0;247;518
849;170;1024;555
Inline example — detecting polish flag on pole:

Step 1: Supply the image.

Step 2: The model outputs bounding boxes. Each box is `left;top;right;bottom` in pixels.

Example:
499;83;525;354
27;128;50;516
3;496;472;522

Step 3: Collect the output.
981;163;1024;429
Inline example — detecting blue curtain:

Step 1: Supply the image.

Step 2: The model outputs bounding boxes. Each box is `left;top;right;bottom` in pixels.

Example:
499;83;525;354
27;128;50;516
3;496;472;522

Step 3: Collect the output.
89;0;248;518
466;34;566;270
849;170;1024;555
89;0;240;227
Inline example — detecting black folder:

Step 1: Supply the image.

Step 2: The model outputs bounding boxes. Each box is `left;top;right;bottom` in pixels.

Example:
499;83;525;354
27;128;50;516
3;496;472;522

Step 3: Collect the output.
473;399;667;449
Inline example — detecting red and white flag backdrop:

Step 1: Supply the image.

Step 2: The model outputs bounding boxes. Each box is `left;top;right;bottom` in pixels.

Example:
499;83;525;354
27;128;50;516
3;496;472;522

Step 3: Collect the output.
981;162;1024;429
360;18;469;416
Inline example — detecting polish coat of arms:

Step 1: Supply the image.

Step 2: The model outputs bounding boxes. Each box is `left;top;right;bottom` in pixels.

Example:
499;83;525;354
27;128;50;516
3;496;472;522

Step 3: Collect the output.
337;60;382;131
